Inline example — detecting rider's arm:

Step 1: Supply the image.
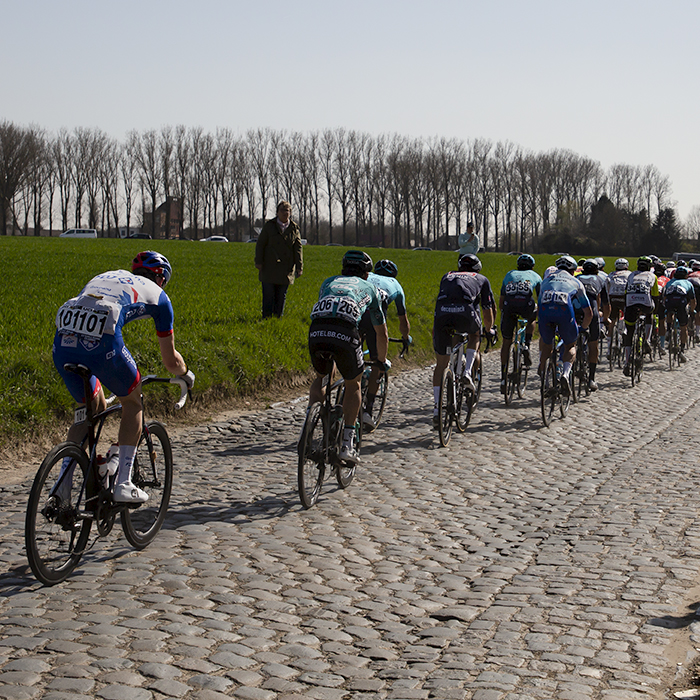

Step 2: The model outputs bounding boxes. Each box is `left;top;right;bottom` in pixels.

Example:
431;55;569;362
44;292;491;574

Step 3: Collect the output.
373;322;389;363
158;333;188;376
482;306;495;332
581;306;593;329
398;314;410;341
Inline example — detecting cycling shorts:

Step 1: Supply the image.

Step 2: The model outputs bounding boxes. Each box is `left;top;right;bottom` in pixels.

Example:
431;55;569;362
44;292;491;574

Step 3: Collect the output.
432;308;481;355
609;298;625;320
53;331;141;402
538;307;579;346
666;298;689;326
358;314;379;361
500;301;536;340
624;303;654;329
308;319;364;380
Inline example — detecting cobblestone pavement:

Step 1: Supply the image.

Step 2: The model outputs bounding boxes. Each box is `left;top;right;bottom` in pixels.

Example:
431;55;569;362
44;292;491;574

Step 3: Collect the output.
2;350;700;700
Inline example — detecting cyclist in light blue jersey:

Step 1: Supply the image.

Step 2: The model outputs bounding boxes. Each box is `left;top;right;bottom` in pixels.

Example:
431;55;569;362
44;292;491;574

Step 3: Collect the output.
537;255;592;396
360;259;411;429
663;266;696;362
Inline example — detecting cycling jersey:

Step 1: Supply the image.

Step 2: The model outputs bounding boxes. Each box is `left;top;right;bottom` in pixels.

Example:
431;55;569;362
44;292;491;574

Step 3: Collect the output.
500;269;542;306
537;271;591;345
664;278;695;304
53;270;175;402
311;275;385;327
605;269;632;301
625;270;659;307
366;272;407;316
576;273;605;342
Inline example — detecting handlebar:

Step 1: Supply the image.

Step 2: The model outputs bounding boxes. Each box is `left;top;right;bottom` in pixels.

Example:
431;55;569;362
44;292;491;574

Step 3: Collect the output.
389;336;411;359
141;375;190;410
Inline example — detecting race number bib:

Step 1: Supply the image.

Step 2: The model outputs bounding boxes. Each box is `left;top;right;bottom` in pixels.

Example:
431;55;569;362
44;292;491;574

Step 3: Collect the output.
56;302;109;340
541;289;568;305
311;295;361;323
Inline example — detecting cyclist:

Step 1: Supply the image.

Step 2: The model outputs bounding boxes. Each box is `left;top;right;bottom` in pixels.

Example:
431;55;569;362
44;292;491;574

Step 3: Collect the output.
688;260;700;342
431;253;496;428
576;259;606;391
360;259;411;429
53;252;194;504
603;258;632;359
663;266;696;362
537;255;592;396
498;253;542;394
654;261;670;355
307;250;388;463
622;256;659;376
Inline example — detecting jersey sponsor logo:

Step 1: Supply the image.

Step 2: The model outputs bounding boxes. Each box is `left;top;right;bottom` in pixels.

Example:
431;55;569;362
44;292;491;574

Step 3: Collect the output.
309;328;353;343
440;304;465;313
541;289;569;304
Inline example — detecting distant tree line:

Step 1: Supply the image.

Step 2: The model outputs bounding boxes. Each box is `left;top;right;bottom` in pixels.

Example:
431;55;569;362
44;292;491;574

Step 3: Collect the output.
0;119;695;255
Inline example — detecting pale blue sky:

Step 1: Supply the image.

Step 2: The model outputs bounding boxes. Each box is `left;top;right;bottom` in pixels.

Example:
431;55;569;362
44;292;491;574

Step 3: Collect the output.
3;0;698;218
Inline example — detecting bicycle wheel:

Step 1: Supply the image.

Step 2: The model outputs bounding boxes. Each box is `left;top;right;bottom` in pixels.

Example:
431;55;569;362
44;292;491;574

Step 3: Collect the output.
668;325;676;370
631;326;643;386
297;403;326;508
455;370;474;432
368;370;388;431
560;371;571;418
438;367;454;446
504;345;515;405
25;442;93;585
540;358;557;427
335;413;357;489
473;353;483;406
120;421;173;549
516;344;529;399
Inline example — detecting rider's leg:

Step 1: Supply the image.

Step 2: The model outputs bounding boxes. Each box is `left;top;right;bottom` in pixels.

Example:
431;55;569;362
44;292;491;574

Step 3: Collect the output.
433;354;450;417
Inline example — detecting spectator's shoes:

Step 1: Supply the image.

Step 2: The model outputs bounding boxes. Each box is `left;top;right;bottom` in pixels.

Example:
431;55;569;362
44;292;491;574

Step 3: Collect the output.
113;481;149;504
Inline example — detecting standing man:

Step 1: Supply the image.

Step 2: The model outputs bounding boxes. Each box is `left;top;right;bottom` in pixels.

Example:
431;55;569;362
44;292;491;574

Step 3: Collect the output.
457;221;480;255
255;201;303;318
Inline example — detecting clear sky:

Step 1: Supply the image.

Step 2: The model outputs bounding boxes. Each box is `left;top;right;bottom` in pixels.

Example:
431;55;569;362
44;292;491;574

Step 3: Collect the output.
2;0;698;219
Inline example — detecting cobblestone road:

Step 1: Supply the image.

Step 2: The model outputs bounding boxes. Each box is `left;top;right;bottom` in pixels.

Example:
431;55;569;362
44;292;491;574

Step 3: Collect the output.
2;351;700;699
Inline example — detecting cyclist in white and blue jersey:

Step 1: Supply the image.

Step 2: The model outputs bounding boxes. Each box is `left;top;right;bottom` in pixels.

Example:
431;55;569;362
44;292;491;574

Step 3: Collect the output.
537;255;592;396
499;254;542;393
359;259;411;429
52;252;194;503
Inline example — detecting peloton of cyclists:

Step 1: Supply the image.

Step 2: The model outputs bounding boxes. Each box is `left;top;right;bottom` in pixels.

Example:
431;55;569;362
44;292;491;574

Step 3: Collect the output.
622;256;659;376
537;255;593;396
431;253;496;428
498;253;542;394
307;250;389;463
360;259;412;430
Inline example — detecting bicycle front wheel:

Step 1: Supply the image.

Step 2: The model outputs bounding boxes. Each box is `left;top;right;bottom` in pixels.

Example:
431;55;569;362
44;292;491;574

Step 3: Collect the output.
298;403;325;509
504;345;515;405
120;421;173;549
438;367;454;446
25;442;93;586
335;414;357;489
540;358;557;428
516;345;529;399
365;370;388;432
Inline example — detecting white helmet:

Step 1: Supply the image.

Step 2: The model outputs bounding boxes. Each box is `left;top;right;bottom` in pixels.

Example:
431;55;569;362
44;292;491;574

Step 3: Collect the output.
614;258;629;271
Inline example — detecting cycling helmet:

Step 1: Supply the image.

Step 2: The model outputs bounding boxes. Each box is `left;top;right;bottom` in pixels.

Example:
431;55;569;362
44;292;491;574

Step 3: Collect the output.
637;255;653;272
666;260;676;268
374;259;398;277
692;261;700;271
675;266;690;279
543;265;558;279
653;262;666;276
132;251;172;287
342;249;373;275
594;257;605;270
517;253;535;271
614;258;629;271
677;259;687;267
458;253;482;272
582;259;599;275
649;255;661;264
688;259;698;269
577;258;585;266
555;255;578;274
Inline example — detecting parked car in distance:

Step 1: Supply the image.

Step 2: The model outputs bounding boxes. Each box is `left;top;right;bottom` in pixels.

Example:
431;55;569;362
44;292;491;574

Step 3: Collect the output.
60;229;97;238
201;236;228;242
129;233;152;239
246;237;258;243
412;246;432;251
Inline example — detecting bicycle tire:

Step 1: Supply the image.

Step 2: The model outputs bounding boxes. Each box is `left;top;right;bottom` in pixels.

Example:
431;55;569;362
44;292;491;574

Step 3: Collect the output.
516;345;529;399
473;353;483;406
540;357;557;427
668;324;675;370
438;367;454;446
297;403;325;508
25;442;93;586
367;370;388;432
560;372;571;418
120;421;173;549
631;324;643;386
335;413;357;489
454;371;472;432
504;344;515;405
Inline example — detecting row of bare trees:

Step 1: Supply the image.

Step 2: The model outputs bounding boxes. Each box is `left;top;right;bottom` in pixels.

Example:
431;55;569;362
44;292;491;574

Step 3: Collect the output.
0;120;680;251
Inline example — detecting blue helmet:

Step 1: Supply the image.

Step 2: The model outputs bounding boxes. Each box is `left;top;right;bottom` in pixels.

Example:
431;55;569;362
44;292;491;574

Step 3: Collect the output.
132;251;172;287
517;254;535;271
374;259;398;277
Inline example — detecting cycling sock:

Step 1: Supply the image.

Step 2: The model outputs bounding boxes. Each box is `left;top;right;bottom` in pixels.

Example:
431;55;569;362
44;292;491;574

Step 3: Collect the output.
562;361;572;378
433;386;440;413
343;427;354;445
464;348;476;374
645;324;652;342
589;363;597;381
117;445;137;484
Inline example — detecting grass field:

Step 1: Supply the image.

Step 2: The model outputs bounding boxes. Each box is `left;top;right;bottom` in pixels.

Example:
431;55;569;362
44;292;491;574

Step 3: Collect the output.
0;237;608;446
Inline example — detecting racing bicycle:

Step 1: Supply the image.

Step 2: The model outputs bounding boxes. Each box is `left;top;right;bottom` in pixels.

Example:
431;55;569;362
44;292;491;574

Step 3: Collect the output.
25;364;189;586
503;318;530;405
540;335;571;427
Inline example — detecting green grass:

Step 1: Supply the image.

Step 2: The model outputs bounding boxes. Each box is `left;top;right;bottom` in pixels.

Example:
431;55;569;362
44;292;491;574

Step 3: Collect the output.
0;237;607;445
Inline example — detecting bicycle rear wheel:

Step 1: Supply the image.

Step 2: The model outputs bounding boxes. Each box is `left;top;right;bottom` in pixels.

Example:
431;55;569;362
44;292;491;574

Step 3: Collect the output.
298;403;325;509
25;442;93;586
560;372;571;418
335;414;358;489
540;358;557;427
516;345;529;399
504;345;515;405
367;370;388;431
438;367;454;446
120;421;173;549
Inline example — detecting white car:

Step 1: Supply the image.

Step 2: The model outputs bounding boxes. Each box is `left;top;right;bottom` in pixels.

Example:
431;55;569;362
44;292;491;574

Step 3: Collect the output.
200;236;228;242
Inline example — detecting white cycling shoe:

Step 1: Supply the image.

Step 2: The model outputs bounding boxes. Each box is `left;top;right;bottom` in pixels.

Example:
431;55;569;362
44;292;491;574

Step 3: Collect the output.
113;481;149;504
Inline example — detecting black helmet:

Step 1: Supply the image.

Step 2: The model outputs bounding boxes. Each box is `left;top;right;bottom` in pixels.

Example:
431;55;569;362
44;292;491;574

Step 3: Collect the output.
374;259;398;277
342;250;373;275
458;253;482;272
675;266;690;279
132;251;172;287
517;254;535;271
555;255;578;274
582;259;599;275
653;262;666;276
637;256;652;272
